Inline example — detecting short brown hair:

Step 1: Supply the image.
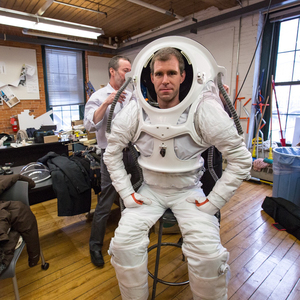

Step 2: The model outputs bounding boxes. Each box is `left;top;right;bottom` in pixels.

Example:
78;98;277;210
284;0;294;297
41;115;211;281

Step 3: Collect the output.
149;47;185;75
108;55;131;78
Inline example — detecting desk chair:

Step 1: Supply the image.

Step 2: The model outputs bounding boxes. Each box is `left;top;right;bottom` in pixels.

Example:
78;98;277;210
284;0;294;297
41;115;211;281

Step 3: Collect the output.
0;180;49;300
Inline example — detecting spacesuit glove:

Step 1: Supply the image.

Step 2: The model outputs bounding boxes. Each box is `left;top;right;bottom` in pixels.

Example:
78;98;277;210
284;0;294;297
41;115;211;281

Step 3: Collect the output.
186;196;219;215
123;193;152;208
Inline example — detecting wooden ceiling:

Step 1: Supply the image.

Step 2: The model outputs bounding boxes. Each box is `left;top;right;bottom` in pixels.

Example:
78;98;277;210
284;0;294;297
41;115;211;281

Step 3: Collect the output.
0;0;238;45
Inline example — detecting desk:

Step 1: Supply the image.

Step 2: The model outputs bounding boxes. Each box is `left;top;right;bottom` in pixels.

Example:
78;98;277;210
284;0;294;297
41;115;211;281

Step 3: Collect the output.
0;141;69;167
12;165;56;205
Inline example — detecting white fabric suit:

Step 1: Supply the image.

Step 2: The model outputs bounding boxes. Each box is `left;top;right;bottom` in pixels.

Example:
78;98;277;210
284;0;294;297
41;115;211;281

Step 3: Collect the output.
103;81;252;300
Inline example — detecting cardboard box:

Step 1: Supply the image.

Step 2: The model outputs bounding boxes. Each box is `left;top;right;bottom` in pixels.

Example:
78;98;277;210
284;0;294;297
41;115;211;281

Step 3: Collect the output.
43;135;59;143
87;131;96;140
71;120;83;126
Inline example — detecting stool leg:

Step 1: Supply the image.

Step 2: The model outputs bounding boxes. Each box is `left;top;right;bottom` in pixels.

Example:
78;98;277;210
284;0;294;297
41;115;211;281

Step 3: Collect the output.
151;218;164;299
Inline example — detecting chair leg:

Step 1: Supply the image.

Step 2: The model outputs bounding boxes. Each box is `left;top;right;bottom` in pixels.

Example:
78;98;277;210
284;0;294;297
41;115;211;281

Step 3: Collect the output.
40;246;49;270
151;218;164;300
12;275;20;300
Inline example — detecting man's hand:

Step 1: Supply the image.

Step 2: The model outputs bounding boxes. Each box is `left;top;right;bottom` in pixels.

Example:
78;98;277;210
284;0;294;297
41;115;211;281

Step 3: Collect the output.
123;192;152;208
186;196;219;215
105;90;127;106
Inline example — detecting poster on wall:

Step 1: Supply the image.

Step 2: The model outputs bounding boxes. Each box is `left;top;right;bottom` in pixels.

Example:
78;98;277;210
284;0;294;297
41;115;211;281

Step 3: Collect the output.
0;85;20;108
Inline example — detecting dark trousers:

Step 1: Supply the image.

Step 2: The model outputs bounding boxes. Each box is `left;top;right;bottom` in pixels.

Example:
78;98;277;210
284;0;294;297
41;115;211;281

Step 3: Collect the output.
89;148;140;252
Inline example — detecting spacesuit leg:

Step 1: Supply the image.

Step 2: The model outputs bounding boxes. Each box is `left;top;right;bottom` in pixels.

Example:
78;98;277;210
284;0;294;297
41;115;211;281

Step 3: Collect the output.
109;185;165;300
173;195;230;300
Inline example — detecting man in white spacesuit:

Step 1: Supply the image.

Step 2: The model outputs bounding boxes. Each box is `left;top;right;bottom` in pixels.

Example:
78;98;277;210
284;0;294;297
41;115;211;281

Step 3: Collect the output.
103;46;252;299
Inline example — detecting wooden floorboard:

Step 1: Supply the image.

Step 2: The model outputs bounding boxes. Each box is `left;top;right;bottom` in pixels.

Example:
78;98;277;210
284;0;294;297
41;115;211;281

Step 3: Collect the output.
1;180;299;299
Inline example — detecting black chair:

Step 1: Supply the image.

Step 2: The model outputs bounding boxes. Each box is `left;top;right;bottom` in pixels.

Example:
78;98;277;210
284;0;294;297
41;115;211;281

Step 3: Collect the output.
0;181;49;300
148;209;189;300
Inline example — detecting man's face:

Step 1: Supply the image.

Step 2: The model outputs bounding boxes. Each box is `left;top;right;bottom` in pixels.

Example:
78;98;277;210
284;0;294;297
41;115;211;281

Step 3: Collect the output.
150;55;185;109
111;59;131;89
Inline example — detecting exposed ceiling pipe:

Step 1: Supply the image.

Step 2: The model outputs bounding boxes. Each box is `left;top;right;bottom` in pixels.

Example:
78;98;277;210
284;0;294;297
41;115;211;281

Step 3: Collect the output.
127;0;185;21
22;29;117;49
36;0;54;16
54;0;107;16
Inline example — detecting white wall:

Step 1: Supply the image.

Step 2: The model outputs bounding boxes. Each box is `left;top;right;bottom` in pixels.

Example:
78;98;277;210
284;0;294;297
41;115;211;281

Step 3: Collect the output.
87;56;111;90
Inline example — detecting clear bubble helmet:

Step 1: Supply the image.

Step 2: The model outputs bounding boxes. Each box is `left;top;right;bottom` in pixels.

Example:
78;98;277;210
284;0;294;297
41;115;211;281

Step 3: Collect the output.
20;162;51;183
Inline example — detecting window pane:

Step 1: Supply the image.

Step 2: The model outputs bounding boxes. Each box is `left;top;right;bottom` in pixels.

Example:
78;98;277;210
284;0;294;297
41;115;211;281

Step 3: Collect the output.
272;18;300;144
289;85;300;114
45;48;84;106
272;86;290;114
285;115;297;144
297;20;300;50
271;114;286;143
275;52;294;82
52;105;80;131
293;50;300;80
278;19;298;52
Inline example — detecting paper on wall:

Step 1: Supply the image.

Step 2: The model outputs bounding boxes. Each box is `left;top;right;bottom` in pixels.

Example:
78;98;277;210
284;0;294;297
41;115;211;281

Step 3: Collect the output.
25;64;39;93
0;85;20;108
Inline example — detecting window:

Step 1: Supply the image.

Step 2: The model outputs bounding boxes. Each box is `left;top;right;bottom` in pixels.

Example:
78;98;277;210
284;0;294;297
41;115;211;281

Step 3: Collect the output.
44;47;85;131
272;17;300;145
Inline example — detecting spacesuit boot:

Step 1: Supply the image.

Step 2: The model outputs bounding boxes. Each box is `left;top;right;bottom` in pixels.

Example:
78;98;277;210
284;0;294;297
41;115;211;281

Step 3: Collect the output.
187;251;230;300
111;258;149;300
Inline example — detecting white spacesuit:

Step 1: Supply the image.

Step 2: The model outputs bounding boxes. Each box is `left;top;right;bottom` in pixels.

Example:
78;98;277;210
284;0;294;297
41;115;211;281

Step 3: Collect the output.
103;37;252;300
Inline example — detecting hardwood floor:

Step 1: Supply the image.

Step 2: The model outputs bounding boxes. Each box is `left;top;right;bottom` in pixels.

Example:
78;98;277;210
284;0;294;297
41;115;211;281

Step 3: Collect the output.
1;180;300;299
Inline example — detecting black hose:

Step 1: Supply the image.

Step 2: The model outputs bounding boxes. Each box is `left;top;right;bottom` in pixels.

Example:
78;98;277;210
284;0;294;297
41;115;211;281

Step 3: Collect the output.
207;146;219;183
217;72;243;136
106;77;132;134
129;142;144;191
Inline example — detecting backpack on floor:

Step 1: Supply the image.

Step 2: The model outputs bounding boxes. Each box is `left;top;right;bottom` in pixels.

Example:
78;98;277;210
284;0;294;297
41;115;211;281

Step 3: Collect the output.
262;196;300;240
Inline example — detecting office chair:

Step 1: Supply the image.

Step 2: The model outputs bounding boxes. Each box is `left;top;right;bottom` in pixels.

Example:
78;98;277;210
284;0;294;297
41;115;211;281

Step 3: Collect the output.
0;180;49;300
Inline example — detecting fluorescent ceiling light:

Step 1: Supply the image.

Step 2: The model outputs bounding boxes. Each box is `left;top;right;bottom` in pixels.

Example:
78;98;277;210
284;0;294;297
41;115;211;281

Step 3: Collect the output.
0;7;104;39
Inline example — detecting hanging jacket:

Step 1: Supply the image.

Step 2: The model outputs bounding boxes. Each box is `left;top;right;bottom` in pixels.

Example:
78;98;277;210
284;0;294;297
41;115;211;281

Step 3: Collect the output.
0;175;40;274
38;152;91;216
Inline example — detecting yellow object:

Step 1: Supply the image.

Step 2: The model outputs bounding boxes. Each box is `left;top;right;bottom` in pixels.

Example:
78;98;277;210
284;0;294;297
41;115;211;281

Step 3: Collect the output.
268;147;273;160
252;137;263;158
252;137;263;145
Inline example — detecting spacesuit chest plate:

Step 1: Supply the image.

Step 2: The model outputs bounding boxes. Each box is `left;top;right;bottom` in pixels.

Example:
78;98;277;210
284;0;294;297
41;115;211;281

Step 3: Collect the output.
134;100;204;174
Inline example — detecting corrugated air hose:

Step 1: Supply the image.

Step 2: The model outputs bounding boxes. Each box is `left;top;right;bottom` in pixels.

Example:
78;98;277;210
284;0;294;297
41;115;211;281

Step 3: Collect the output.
217;72;243;136
106;77;143;192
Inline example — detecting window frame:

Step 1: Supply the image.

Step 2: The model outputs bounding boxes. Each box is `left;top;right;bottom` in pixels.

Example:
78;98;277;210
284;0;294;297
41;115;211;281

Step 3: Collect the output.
42;46;86;126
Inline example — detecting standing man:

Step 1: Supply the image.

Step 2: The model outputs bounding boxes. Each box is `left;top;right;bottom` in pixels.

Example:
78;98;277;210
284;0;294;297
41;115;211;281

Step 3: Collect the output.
103;47;252;299
84;55;139;267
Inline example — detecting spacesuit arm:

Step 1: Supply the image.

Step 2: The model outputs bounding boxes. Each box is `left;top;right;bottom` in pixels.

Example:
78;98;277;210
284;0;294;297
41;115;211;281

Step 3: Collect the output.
197;96;252;210
103;101;139;199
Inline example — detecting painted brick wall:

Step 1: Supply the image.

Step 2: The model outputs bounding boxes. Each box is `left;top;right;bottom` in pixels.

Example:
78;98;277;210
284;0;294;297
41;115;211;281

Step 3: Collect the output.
0;42;107;136
0;40;46;135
